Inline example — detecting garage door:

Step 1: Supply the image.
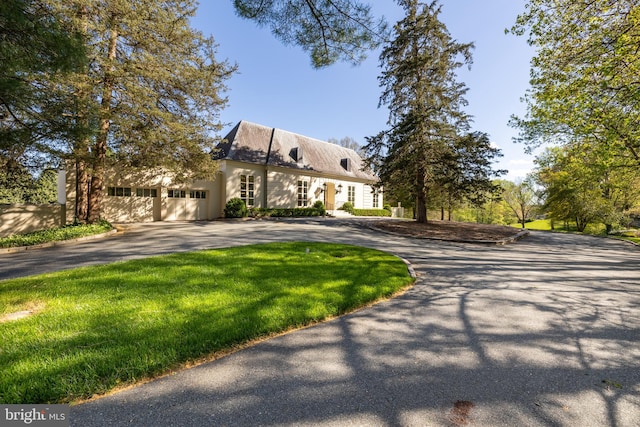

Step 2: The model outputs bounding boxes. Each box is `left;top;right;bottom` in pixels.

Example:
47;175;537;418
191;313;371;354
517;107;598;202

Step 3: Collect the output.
165;189;208;220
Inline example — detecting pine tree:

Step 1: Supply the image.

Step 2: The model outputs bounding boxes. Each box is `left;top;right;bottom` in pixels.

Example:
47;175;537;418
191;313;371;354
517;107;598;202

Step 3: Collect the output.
0;0;85;168
45;0;236;223
435;132;504;220
365;0;473;223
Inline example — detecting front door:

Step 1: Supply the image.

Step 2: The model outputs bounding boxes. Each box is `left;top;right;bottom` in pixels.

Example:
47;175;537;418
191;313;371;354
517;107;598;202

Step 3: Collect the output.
324;182;335;211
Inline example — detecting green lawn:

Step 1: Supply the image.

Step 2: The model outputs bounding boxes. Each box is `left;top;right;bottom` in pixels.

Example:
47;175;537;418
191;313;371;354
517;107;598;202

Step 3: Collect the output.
0;242;413;404
610;232;640;245
0;221;113;248
512;219;639;244
512;219;605;234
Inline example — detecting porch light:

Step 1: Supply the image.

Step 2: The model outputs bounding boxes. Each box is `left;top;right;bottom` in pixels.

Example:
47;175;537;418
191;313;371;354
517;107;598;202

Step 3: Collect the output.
337;184;343;193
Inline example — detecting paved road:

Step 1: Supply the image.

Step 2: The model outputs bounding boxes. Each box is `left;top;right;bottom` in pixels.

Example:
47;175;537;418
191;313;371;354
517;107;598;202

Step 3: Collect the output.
2;219;639;426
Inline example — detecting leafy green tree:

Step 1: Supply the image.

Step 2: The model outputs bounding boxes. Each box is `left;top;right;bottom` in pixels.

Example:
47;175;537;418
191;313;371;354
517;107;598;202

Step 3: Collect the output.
535;145;640;233
510;0;640;168
535;149;598;232
512;1;640;232
501;178;537;229
233;0;388;68
365;0;474;223
481;191;517;225
43;0;236;223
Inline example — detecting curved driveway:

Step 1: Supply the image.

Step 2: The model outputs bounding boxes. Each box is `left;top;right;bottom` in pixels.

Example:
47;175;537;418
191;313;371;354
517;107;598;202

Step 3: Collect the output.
2;219;639;426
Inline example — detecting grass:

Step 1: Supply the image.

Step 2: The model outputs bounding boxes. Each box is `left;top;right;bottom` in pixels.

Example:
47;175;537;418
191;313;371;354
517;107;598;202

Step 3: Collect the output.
512;219;639;244
0;221;113;248
610;232;640;245
0;242;414;404
511;219;605;234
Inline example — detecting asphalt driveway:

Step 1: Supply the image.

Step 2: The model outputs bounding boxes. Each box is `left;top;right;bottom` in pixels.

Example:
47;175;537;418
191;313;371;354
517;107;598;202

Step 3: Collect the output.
1;219;639;426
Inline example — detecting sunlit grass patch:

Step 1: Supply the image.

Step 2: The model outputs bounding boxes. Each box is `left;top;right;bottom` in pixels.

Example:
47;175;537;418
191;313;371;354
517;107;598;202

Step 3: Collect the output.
0;242;413;404
513;219;639;244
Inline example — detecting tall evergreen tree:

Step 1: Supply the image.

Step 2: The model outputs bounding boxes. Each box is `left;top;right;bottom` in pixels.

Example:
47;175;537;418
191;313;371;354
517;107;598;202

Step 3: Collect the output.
0;0;85;168
44;0;236;223
437;132;505;219
365;0;473;223
0;156;34;204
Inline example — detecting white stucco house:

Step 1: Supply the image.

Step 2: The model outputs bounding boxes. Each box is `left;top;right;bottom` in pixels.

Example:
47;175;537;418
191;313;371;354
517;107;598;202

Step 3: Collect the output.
64;120;382;223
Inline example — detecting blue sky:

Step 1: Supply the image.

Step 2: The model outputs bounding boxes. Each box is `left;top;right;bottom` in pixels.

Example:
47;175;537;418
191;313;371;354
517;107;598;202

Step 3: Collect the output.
192;1;536;181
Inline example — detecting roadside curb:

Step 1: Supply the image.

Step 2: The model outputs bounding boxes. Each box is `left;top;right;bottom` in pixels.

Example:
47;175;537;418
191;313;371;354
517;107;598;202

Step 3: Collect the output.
400;256;417;279
0;229;118;254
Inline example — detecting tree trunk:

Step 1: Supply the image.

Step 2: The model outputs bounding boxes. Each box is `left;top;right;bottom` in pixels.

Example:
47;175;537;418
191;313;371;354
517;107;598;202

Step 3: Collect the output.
87;26;118;223
576;216;587;232
416;193;427;223
73;6;91;224
87;150;105;224
75;157;89;223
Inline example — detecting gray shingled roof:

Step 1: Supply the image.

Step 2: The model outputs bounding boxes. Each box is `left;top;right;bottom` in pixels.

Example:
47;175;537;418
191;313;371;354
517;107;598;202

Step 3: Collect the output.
217;121;378;181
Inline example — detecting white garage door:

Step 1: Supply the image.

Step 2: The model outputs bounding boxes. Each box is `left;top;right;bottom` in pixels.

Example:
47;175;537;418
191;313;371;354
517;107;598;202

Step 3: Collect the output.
165;190;208;220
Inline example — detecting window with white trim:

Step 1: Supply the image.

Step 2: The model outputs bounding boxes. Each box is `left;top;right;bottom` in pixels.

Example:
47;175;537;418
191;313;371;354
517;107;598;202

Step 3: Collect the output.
348;186;355;204
297;180;308;207
168;189;186;198
373;193;379;208
240;175;254;206
136;188;157;198
108;187;131;197
190;190;206;199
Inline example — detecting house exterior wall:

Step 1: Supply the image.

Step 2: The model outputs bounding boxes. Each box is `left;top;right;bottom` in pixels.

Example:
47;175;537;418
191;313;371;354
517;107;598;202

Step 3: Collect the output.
65;163;223;223
220;162;380;211
64;155;381;223
267;168;307;208
221;161;266;211
361;184;383;209
316;179;382;211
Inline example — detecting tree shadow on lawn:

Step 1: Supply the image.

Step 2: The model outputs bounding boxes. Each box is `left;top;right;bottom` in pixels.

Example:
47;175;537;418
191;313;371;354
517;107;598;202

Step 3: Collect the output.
0;242;412;404
69;232;640;426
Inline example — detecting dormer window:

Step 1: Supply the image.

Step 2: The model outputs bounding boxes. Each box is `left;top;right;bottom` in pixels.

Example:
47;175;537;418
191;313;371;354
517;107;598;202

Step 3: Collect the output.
290;147;303;162
341;158;351;171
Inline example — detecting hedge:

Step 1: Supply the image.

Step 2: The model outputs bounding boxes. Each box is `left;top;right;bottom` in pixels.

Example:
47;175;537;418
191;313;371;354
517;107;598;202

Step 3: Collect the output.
249;207;325;218
352;209;392;217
